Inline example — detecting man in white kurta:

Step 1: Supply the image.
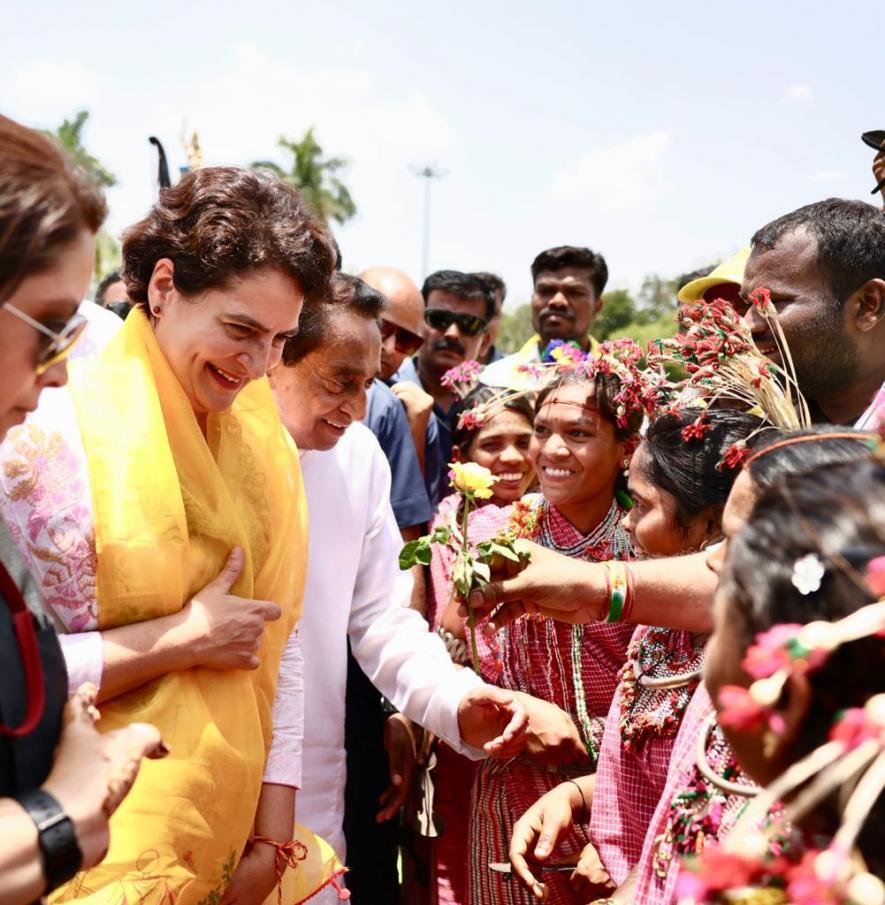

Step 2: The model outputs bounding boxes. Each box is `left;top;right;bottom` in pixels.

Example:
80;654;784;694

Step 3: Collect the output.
297;420;484;857
271;273;527;902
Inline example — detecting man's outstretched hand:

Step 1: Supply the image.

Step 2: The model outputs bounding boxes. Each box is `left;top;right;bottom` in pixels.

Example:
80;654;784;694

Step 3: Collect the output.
461;541;602;631
457;686;528;758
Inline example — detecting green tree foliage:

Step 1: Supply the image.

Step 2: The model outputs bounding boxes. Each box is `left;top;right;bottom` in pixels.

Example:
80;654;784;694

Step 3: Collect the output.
43;111;117;188
496;303;534;353
43;111;120;282
252;127;357;226
94;230;121;283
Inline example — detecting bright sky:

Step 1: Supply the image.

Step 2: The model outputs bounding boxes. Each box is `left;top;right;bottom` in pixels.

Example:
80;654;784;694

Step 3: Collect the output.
2;1;880;306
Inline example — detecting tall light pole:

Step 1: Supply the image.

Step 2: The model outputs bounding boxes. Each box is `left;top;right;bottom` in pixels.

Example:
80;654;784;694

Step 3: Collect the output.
411;164;448;278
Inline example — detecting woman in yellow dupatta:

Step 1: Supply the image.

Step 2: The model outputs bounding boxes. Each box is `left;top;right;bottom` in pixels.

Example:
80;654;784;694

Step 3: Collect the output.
38;167;340;904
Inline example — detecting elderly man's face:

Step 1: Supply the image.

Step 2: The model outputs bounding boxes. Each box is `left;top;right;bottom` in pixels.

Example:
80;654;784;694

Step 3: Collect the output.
273;308;381;451
531;267;601;346
738;229;859;406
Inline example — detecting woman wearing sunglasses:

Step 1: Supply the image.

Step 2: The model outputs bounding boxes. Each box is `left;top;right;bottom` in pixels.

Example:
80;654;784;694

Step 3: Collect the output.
0;115;166;905
0;147;340;900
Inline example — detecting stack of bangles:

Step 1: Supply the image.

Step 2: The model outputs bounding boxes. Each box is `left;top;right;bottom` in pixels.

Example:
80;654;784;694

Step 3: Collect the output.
601;560;635;624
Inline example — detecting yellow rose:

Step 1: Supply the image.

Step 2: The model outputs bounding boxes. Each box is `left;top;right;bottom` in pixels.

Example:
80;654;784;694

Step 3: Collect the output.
448;461;495;500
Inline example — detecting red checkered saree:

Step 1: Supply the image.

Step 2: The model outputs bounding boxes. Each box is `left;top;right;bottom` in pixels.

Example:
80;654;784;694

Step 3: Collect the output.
468;496;634;905
426;495;511;905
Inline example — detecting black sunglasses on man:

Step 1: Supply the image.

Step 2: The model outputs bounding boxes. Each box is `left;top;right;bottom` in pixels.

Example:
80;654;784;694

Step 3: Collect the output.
424;308;487;337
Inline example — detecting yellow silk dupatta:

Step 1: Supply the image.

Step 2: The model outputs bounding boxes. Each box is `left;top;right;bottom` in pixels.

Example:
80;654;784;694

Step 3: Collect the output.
51;310;331;904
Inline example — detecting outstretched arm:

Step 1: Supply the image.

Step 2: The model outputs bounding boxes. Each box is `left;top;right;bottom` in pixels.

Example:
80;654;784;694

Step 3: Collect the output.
465;543;715;633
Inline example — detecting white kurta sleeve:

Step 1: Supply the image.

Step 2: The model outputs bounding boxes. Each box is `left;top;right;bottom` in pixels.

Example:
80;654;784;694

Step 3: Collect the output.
263;626;304;788
347;444;487;760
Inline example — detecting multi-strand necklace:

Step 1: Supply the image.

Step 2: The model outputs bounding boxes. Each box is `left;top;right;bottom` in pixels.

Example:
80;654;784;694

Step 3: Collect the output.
618;627;705;749
652;715;760;879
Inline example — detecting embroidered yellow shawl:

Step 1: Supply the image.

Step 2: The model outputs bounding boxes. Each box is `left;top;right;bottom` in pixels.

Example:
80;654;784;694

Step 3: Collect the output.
52;310;320;904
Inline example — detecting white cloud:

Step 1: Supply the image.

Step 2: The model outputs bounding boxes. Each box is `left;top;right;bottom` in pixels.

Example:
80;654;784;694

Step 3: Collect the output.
550;130;672;213
1;60;99;122
781;83;814;105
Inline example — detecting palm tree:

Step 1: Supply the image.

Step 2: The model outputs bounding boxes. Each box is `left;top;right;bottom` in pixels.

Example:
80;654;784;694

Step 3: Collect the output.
252;127;356;225
44;110;117;188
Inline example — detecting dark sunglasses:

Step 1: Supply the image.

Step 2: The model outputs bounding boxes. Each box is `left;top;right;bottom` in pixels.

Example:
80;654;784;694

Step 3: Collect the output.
380;319;425;356
424;308;487;337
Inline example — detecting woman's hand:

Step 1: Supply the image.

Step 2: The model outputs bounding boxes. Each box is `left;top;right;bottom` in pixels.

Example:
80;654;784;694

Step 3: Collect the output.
516;693;589;767
42;685;167;869
509;780;584;900
570;841;615;902
219;842;278;905
178;547;282;670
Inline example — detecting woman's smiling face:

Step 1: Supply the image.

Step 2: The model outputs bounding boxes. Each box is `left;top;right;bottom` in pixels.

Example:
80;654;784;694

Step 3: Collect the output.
150;260;304;420
530;382;624;516
464;407;535;504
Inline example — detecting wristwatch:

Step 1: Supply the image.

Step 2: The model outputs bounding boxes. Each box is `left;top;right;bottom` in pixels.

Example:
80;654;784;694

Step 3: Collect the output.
15;789;83;892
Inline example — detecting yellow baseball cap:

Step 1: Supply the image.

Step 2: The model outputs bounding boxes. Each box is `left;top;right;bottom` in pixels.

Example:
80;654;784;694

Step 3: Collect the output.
677;247;751;304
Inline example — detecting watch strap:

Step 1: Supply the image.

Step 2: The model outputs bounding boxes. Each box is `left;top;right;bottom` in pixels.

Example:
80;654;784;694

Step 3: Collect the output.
15;788;83;892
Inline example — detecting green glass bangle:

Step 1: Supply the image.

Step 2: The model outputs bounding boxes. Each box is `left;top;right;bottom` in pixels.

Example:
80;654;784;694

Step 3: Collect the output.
605;585;626;623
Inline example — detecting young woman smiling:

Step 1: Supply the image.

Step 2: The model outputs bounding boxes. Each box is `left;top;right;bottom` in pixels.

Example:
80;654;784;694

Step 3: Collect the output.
0;166;337;904
425;386;536;905
468;365;644;905
507;408;761;902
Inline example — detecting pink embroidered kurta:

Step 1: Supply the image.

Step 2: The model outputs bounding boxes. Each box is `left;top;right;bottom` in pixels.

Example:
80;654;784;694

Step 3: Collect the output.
590;625;705;885
468;496;634;905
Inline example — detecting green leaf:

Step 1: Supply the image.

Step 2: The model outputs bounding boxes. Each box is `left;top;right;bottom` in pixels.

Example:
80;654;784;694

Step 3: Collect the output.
472;561;491;583
491;542;521;562
399;538;428;570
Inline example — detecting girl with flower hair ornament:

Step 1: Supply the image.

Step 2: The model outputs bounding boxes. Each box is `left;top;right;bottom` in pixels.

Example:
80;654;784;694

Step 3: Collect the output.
681;458;885;905
467;352;654;905
623;427;877;905
425;385;536;905
508;407;763;902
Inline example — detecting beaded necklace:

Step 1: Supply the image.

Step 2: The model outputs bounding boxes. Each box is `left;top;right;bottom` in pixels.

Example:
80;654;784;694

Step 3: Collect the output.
652;715;760;879
618;626;705;749
503;495;632;759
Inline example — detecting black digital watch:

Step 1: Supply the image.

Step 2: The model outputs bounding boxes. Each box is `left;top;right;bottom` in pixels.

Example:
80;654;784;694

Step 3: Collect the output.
15;788;83;892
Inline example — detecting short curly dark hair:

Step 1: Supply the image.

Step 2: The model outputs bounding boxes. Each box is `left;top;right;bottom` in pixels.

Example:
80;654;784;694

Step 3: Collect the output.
530;246;609;296
122;166;336;312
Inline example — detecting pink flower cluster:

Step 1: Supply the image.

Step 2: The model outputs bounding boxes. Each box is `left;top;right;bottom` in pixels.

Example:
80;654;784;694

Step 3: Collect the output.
678;843;858;905
578;339;666;429
440;359;483;397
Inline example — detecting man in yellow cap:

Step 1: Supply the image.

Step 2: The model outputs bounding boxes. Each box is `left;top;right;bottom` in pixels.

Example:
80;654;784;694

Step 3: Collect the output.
677;247;750;307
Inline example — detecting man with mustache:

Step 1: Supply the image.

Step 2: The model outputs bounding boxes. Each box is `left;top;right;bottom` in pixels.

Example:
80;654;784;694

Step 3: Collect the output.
738;198;885;428
467;197;885;639
393;270;494;498
482;245;607;390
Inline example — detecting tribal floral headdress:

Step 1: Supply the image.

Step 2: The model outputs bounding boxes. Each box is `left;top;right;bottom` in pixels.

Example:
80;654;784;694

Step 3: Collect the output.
445;338;666;433
647;294;812;469
680;558;885;905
